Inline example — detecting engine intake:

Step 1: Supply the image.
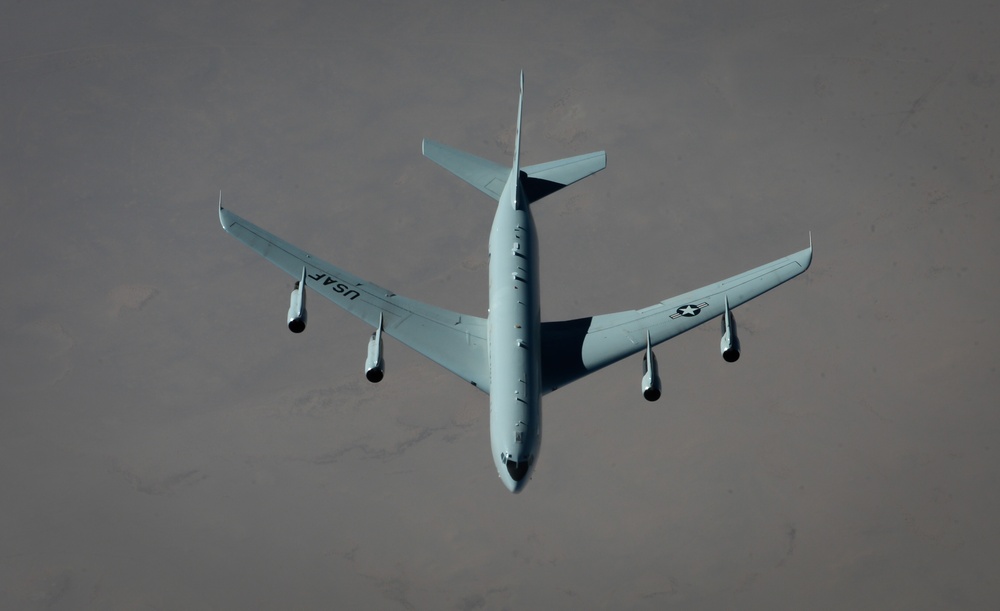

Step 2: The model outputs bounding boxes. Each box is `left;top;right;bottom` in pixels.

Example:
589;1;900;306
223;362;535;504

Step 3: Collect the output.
720;296;741;362
287;269;308;333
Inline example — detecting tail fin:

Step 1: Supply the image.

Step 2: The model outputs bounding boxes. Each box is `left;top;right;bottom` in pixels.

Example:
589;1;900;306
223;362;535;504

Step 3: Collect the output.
422;71;606;204
512;71;607;204
513;71;523;176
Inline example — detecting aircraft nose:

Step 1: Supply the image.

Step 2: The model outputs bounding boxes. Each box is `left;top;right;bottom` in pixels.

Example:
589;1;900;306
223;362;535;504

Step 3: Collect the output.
501;476;528;494
506;457;531;482
500;456;531;493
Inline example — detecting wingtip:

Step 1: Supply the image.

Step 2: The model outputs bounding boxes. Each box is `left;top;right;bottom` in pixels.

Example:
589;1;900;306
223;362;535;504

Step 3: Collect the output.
802;231;814;269
218;191;230;229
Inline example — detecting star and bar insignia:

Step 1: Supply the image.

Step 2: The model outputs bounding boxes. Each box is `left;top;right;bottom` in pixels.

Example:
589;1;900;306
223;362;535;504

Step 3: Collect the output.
670;302;709;319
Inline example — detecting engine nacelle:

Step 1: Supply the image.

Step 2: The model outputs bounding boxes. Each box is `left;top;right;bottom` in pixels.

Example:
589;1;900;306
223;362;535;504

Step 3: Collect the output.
641;331;661;401
287;269;308;333
720;296;741;362
365;316;385;383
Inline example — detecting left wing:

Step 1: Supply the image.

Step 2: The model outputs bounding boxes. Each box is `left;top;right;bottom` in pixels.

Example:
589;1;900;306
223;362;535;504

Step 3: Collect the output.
219;205;491;393
540;240;812;394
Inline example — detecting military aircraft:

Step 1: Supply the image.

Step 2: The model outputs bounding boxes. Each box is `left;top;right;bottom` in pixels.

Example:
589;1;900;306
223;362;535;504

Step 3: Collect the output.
219;73;812;493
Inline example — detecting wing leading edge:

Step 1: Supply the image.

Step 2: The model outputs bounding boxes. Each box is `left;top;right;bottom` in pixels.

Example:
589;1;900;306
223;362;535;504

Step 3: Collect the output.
540;240;813;394
219;205;491;393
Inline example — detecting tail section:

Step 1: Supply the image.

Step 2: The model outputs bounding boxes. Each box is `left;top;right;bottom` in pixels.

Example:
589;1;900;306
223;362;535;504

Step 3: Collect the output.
521;151;606;201
422;139;509;200
513;71;523;177
422;72;606;204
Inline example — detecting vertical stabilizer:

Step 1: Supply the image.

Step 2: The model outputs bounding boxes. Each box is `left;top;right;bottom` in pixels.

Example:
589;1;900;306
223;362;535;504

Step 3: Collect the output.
422;71;606;206
514;71;523;173
511;71;524;209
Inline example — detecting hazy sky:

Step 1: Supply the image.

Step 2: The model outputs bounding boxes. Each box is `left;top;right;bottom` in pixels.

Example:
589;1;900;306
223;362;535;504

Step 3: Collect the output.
2;1;998;609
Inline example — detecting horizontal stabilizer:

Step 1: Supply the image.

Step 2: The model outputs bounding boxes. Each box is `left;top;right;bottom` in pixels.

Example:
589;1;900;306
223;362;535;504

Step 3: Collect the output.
422;139;509;201
522;151;606;202
423;139;606;204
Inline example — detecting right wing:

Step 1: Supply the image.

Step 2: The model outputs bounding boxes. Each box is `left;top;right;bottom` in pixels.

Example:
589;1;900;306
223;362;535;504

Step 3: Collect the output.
220;205;491;393
540;240;812;394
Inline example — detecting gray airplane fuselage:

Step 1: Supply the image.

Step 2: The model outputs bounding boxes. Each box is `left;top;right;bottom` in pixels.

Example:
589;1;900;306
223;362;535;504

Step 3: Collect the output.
488;170;541;492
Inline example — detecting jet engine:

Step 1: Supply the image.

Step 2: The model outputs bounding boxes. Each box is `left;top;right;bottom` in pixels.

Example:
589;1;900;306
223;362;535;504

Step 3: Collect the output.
641;331;661;402
365;315;385;383
720;296;741;362
287;269;308;333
